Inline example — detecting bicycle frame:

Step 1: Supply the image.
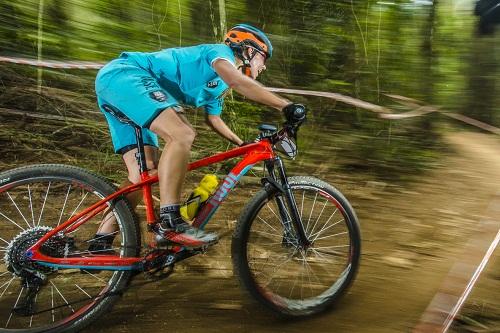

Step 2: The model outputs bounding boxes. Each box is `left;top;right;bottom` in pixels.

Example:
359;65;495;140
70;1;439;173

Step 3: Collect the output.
26;140;276;271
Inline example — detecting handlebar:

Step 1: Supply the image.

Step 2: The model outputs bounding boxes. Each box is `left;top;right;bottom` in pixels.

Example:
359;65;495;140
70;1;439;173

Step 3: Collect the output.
256;123;298;144
254;122;301;159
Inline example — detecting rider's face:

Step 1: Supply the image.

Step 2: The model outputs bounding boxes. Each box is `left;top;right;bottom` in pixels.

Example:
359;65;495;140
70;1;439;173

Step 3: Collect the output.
248;49;267;79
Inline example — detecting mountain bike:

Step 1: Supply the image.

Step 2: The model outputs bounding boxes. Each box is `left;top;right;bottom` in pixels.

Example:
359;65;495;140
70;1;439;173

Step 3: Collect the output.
0;118;361;332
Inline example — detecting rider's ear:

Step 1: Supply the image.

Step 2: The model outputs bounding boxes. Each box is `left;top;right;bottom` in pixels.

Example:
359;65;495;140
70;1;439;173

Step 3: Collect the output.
245;46;254;57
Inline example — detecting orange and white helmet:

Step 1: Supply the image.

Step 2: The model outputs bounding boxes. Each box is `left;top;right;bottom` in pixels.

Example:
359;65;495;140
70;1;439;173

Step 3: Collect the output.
224;24;273;59
224;24;273;76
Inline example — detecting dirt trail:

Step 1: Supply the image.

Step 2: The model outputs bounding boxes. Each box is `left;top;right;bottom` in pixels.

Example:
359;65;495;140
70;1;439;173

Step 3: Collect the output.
87;130;500;333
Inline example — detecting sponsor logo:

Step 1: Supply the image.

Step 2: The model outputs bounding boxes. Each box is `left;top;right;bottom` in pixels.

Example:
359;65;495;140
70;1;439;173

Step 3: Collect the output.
209;173;238;205
207;80;219;88
0;177;10;184
149;90;168;102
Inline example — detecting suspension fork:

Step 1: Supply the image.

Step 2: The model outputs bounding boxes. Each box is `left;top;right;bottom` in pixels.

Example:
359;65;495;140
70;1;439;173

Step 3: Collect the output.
264;157;310;247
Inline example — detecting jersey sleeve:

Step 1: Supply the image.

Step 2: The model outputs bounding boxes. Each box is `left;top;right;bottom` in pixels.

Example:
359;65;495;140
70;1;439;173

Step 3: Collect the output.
204;98;224;116
205;44;236;69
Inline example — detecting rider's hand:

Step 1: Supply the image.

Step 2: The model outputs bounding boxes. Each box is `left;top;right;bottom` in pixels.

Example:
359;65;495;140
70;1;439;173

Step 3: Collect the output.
282;103;307;126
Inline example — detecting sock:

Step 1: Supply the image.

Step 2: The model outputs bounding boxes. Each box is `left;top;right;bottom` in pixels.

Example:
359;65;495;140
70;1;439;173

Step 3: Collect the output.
160;204;180;216
159;204;182;229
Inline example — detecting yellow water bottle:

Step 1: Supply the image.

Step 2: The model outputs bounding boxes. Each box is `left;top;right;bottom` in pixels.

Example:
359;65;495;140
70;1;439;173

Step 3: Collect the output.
180;174;219;221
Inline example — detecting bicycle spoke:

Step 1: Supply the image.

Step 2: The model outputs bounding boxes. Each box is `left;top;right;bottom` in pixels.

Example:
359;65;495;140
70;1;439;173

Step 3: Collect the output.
28;185;35;227
84;230;119;243
310;248;343;262
256;216;278;232
0;277;15;299
288;260;300;298
69;192;89;219
305;192;318;233
37;182;51;227
57;184;72;227
307;199;328;237
300;252;317;298
300;190;305;221
50;281;75;313
29;294;38;327
262;250;297;288
6;286;24;328
75;284;92;299
51;285;55;323
249;247;293;277
81;270;107;284
0;236;10;245
265;201;281;222
0;212;26;232
302;253;324;296
312;244;350;250
6;192;31;229
312;231;348;242
309;216;343;240
251;229;282;240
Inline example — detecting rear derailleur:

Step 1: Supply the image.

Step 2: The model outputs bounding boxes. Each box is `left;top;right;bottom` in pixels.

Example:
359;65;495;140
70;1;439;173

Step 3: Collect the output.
12;272;46;317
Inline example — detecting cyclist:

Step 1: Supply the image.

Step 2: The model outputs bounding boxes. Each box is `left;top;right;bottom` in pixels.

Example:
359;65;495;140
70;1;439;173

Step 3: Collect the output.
90;24;305;250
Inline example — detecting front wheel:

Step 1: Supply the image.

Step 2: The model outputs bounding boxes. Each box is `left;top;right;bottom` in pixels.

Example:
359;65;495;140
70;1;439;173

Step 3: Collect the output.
232;176;361;317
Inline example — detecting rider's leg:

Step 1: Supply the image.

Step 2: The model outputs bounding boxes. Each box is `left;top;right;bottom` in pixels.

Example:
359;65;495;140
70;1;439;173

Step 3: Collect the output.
150;107;194;206
89;146;158;252
149;107;217;246
96;145;158;234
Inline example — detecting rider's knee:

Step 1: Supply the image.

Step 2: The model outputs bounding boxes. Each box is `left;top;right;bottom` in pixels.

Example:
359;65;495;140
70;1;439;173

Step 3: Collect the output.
182;127;196;146
170;127;196;149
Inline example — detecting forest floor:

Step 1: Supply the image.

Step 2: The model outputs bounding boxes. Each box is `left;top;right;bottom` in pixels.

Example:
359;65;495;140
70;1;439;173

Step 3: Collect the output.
78;130;500;333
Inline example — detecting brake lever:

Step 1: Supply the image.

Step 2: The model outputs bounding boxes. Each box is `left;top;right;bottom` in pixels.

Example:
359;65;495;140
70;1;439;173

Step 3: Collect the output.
284;123;299;142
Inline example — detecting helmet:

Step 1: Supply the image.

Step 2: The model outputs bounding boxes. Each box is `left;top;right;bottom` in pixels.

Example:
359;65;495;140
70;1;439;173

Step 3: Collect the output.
224;24;273;59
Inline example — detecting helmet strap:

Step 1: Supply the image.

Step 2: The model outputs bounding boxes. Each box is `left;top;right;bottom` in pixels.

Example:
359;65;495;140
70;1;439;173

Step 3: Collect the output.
228;41;257;77
239;46;257;77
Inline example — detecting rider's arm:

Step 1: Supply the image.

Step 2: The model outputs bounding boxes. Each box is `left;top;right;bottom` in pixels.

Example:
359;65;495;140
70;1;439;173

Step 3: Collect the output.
212;59;289;111
205;113;243;146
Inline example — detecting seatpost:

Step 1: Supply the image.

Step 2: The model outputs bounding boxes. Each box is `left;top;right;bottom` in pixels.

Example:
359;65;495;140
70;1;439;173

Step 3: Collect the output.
133;125;156;224
133;126;148;175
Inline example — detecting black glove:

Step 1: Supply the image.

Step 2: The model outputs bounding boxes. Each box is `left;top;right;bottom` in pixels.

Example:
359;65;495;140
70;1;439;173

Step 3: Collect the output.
282;103;307;126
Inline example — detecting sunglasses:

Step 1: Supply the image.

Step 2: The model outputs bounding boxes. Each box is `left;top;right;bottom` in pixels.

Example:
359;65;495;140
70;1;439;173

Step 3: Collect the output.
247;46;267;63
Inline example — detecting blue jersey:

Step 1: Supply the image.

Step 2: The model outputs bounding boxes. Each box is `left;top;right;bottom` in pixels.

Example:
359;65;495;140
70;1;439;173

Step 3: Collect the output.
120;44;235;115
95;43;236;153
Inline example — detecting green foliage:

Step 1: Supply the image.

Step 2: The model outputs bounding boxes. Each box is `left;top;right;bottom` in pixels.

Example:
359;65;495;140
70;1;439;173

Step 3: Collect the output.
1;0;498;181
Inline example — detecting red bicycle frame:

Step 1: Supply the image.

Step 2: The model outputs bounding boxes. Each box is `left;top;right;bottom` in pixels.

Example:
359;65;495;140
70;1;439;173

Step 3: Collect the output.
27;140;276;271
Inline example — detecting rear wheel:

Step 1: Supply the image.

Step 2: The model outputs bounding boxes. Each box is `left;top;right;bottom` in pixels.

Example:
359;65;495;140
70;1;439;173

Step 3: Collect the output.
232;176;361;316
0;164;140;332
